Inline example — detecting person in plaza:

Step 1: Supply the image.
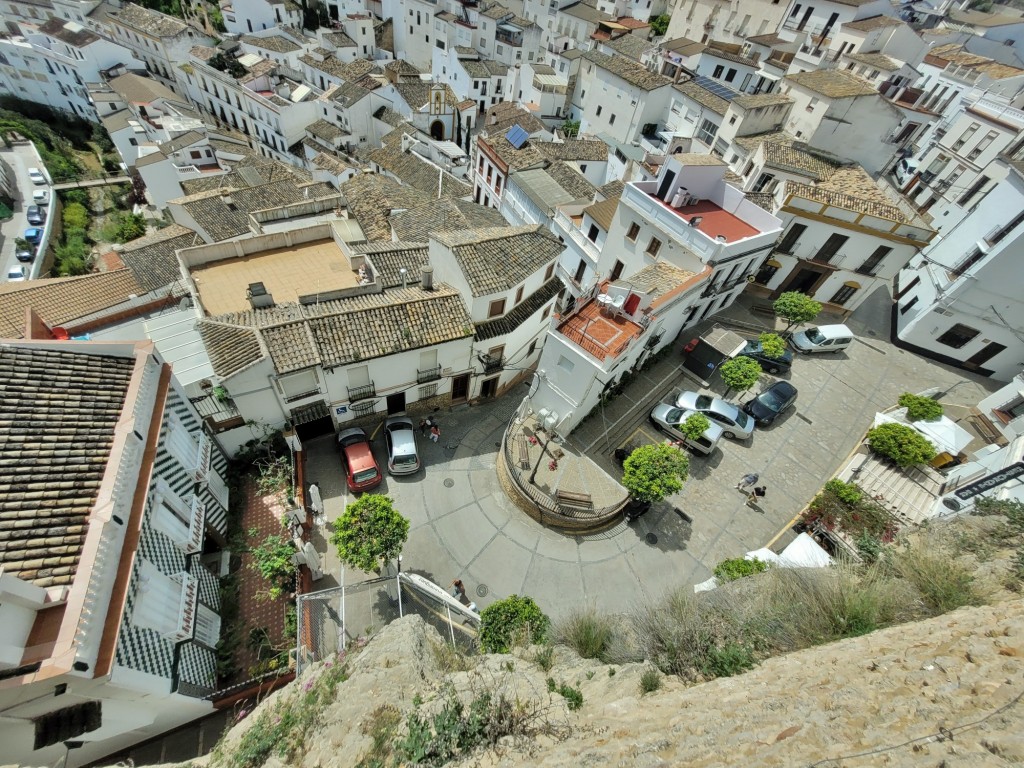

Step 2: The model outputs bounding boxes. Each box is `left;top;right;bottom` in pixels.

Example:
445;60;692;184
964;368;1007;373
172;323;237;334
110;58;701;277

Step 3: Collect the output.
736;472;759;491
451;579;465;598
430;424;441;443
419;416;433;435
748;485;767;504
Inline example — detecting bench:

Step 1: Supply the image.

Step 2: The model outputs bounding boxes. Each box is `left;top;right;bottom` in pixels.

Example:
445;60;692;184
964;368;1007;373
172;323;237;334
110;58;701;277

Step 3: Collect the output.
555;489;593;509
517;435;530;468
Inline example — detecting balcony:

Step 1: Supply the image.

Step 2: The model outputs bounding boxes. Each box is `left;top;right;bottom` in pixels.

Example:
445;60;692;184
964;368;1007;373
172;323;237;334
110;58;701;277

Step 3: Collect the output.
283;386;321;403
163;572;200;642
556;291;645;364
417;365;442;384
348;382;376;402
480;354;503;375
807;251;846;268
553;210;600;264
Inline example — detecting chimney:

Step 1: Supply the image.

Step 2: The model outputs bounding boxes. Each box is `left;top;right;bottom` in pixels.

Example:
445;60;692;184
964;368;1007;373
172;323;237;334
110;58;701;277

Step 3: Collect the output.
247;282;275;308
421;265;434;291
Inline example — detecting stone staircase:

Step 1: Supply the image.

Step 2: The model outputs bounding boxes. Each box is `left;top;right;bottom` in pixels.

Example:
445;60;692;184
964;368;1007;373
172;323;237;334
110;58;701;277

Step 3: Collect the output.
843;452;944;527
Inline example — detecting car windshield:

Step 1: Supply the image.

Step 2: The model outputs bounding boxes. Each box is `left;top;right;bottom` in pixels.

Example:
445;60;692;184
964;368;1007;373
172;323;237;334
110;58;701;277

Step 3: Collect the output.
805;328;826;344
664;407;684;424
354;468;379;483
694;395;713;409
393;452;418;467
760;387;790;412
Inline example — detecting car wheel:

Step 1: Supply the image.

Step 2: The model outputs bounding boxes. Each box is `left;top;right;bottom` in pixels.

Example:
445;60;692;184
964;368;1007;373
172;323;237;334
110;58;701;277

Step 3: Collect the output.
723;431;734;439
767;365;779;373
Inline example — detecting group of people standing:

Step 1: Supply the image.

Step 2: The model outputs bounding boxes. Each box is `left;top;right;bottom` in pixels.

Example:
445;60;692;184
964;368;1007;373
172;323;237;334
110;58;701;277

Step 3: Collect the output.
736;473;766;505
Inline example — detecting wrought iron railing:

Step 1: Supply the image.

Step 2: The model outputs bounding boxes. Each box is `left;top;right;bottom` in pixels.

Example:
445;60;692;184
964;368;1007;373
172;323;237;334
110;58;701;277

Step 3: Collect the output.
347;382;376;402
417;365;441;384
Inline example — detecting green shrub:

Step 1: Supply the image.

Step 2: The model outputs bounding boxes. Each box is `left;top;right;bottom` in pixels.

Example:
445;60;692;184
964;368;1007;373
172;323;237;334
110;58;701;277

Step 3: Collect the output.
532;644;554;671
479;595;550;654
248;534;296;600
60;188;89;206
973;496;1024;531
855;533;884;564
713;557;769;582
546;678;583;710
773;291;822;330
114;211;147;243
824;478;862;505
867;422;937;467
699;643;755;678
758;332;787;359
680;412;711;441
62;201;90;230
622;443;689;504
639;667;662;694
329;494;409;574
894;547;983;613
552;609;615;661
898;392;944;422
719;356;762;395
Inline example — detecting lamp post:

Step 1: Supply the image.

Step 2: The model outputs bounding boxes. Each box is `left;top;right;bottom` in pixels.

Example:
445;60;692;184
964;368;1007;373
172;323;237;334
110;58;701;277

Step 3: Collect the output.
528;429;553;486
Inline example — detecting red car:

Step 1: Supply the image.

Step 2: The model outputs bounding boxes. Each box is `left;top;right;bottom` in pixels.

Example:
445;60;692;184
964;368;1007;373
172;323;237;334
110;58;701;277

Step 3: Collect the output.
338;428;382;492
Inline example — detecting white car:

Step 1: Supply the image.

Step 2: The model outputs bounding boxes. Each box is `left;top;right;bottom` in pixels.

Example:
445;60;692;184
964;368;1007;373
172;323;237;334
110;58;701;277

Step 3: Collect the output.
33;189;49;206
27;167;46;185
674;391;754;440
7;265;27;282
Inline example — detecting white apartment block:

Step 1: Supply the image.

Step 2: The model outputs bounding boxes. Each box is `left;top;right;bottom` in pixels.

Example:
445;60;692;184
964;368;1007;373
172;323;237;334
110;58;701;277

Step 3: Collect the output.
579;50;673;144
220;0;303;35
664;0;789;45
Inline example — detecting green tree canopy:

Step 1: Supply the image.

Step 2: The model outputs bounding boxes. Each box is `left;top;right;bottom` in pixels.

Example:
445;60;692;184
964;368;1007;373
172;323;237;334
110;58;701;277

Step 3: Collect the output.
330;494;410;574
866;423;937;467
650;14;670;35
62;202;90;230
115;212;147;243
561;118;581;138
479;595;550;653
898;392;944;422
249;534;297;600
773;291;822;331
758;332;787;359
621;443;689;503
680;412;711;441
719;356;762;396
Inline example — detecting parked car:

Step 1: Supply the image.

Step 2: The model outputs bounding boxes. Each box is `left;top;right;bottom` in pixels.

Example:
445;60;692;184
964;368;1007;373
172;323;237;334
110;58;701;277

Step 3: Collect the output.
7;265;27;282
736;339;793;374
24;227;42;244
790;324;854;354
27;167;46;185
32;189;49;206
383;416;421;475
649;403;724;456
15;245;35;263
26;205;46;225
337;427;382;492
742;381;798;426
674;391;754;440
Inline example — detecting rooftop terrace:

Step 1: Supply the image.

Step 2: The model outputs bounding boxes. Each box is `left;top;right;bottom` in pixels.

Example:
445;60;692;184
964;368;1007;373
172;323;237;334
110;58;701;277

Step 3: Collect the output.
557;297;644;362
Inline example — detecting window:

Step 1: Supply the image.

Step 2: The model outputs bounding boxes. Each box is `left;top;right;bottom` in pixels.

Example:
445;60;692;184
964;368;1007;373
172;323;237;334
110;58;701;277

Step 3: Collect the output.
952;122;979;151
515;285;524;304
776;223;806;253
713;64;724;78
488;298;506;318
557;355;575;372
194;603;221;648
609;113;616;125
806;97;818;112
951;247;985;276
857;246;892;276
544;263;555;280
968;131;998;160
958;175;989;207
829;284;859;306
900;295;919;315
755;259;779;284
936;323;980;349
596;105;602;116
626;221;640;240
724;68;736;83
587;224;599;242
646;237;662;256
752;172;776;193
696;118;717;145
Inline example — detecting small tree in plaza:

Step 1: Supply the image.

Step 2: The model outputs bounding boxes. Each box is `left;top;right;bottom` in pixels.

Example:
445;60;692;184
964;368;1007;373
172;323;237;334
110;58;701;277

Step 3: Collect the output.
330;494;410;574
758;332;787;359
866;423;937;467
479;595;550;653
719;356;762;399
773;291;822;333
680;413;711;441
898;392;944;422
621;443;690;504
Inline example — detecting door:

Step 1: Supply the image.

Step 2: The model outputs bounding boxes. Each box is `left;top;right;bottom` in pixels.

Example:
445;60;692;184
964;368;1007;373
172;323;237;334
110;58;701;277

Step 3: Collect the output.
788;268;823;295
776;223;806;254
965;342;1006;369
481;377;499;398
386;392;406;414
656;169;676;201
610;260;625;282
812;234;848;264
451;373;470;402
574;259;587;284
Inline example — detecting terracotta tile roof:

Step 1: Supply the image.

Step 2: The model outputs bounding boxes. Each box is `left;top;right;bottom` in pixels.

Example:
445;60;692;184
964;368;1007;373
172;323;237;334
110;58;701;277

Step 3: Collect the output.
762;140;840;180
599;179;624;199
563;1;611;24
385;59;421;76
482;101;548;136
197;321;265;378
119;223;199;292
785;69;878;98
329;80;371;106
843;15;902;32
545;162;597;199
605;33;653;61
731;93;794;109
373;106;407;128
474;278;561;341
367;141;472;198
673;79;729;115
307;118;345;141
747;33;787;45
675;152;727;166
786;166;906;222
745;191;776;211
339;173;434;242
0;271;143;339
312;152;354;174
39;17;100;46
241;34;301;53
351;242;429;288
0;345;134;588
703;44;759;67
433;225;564;296
325;31;356;47
584;49;671;91
620;261;697;307
584;196;619;230
106;71;179;104
540;139;609;162
263;321;319;373
389;199;508;241
112;2;188;37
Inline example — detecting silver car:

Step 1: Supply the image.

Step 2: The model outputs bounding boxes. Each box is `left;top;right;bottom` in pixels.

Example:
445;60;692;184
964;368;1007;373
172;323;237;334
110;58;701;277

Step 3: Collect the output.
649;403;724;456
674;390;754;440
383;416;420;475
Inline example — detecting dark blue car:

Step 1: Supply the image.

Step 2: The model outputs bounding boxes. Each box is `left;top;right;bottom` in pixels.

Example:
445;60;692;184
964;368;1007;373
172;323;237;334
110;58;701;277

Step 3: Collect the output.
742;381;798;426
737;339;794;374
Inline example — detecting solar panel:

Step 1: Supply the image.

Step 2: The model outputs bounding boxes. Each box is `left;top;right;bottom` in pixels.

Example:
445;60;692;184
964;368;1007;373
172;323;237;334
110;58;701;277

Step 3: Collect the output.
693;75;739;102
505;124;529;149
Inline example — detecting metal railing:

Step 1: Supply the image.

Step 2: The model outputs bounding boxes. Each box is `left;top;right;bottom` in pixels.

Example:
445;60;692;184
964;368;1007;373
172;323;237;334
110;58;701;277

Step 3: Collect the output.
481;354;503;375
347;382;376;402
417;365;441;384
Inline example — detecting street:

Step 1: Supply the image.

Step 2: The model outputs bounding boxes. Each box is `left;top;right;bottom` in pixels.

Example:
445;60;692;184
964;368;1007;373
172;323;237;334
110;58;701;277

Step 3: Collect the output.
1;142;54;283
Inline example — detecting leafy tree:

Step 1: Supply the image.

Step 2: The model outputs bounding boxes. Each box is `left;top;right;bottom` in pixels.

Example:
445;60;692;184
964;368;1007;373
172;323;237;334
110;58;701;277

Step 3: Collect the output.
14;237;31;252
680;412;711;441
898;392;944;422
249;534;297;600
115;212;147;243
713;557;769;582
824;478;862;505
773;291;822;332
621;443;689;503
650;14;671;36
718;356;762;398
330;494;410;574
62;201;90;230
561;119;581;138
479;595;549;653
61;188;89;207
758;332;787;359
866;423;937;467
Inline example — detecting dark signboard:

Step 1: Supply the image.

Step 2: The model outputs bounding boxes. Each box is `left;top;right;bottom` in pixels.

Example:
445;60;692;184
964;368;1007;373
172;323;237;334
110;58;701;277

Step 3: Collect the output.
952;461;1024;501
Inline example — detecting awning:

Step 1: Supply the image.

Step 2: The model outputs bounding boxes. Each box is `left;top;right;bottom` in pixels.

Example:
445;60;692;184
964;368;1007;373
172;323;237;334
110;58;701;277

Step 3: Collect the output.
765;258;782;267
843;280;861;288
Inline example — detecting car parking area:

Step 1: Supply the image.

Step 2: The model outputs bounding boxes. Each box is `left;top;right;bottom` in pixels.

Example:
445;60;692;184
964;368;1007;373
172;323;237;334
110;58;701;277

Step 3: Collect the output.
1;142;53;283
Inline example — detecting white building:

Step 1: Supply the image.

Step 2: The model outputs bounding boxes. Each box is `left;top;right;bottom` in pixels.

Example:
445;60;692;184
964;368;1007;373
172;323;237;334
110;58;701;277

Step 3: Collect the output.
220;0;303;35
579;50;674;144
664;0;790;46
895;159;1024;381
0;337;231;768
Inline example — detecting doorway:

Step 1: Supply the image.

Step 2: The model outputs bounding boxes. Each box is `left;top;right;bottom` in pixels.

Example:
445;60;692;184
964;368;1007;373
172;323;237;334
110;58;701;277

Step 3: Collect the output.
480;377;499;399
965;341;1006;369
610;260;625;282
451;373;470;402
430;120;444;140
786;268;823;295
386;392;406;414
656;170;676;201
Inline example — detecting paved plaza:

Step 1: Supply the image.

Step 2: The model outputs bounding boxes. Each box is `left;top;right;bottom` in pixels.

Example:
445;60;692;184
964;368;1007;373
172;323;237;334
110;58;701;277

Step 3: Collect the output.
302;287;996;620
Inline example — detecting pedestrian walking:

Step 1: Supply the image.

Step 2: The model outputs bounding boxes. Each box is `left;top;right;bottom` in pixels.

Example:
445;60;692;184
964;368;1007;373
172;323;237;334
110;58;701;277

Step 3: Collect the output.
748;485;767;504
450;579;465;598
430;424;441;443
419;417;433;436
736;472;759;491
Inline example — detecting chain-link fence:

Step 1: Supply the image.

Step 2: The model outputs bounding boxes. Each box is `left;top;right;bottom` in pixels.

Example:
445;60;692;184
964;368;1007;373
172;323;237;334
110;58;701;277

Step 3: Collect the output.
295;571;480;675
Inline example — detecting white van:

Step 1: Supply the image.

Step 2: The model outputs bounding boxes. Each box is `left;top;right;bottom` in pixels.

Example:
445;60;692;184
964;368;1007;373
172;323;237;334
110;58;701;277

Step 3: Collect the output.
790;324;854;354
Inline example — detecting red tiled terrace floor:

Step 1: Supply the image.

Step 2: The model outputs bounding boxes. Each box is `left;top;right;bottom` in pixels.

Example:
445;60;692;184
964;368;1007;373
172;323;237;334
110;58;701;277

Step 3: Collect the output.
648;195;759;242
557;297;644;362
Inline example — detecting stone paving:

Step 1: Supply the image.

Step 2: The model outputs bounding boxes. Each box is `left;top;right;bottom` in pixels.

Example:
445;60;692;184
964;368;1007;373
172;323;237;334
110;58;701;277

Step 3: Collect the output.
301;286;997;621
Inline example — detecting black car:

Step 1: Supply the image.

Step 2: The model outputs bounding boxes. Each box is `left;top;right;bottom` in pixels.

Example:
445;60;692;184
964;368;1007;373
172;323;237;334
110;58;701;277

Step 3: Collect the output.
742;381;798;426
26;205;46;225
15;246;35;263
737;340;793;374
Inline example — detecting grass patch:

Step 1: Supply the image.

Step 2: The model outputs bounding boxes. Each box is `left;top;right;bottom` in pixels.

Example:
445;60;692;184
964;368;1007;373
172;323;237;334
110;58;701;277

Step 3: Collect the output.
894;546;985;613
551;608;616;661
532;644;554;672
639;667;661;695
355;705;402;768
429;639;473;674
546;678;583;711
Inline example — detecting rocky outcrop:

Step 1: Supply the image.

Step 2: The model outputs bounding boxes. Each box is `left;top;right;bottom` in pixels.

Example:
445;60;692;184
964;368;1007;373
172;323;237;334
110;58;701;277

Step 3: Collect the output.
203;597;1024;768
